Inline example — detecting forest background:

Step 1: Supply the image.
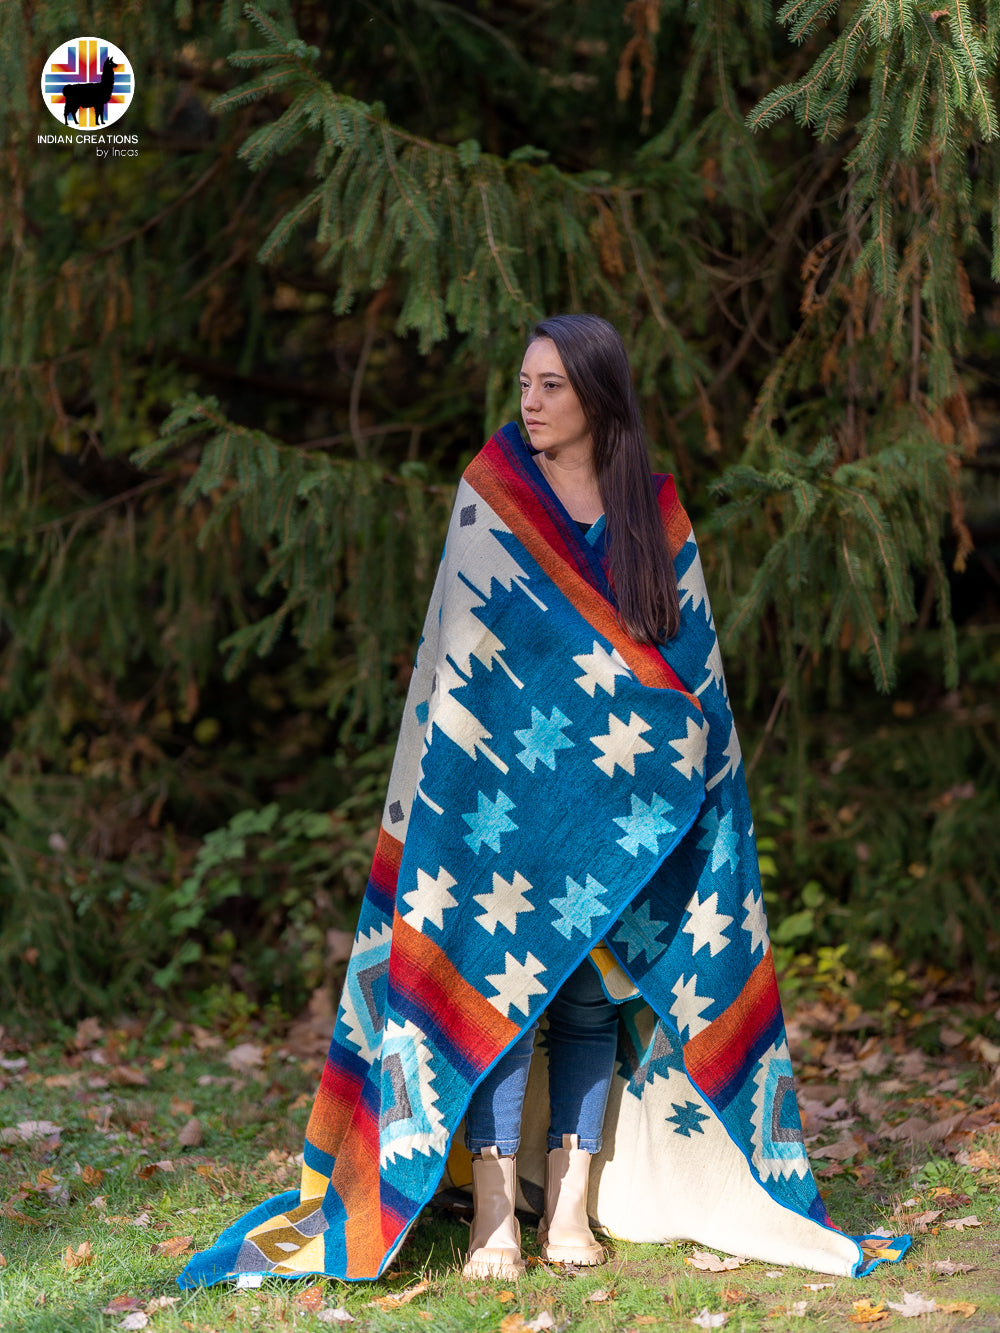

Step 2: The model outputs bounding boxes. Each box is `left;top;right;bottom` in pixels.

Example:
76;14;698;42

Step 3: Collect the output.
1;0;999;1032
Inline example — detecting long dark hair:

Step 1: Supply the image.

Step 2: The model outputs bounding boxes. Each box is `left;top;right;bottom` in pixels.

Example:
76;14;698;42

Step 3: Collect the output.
530;314;680;643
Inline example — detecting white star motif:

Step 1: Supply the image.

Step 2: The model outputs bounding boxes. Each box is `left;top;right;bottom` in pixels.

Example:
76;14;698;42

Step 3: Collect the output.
677;541;710;618
670;974;714;1041
402;865;458;932
741;889;769;956
590;710;654;777
669;715;709;780
681;889;733;957
473;870;535;936
695;633;727;699
572;641;632;697
484;951;547;1017
706;720;743;791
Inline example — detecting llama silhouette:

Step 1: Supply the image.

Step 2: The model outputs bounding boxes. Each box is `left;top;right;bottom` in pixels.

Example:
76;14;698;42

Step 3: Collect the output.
62;54;117;126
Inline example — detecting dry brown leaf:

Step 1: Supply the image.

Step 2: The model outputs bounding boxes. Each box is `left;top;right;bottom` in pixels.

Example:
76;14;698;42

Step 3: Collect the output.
584;1287;616;1302
0;1120;61;1143
932;1259;975;1275
119;1313;149;1331
887;1292;937;1317
0;1253;6;1267
907;1209;943;1232
802;1283;834;1290
81;1165;104;1186
225;1042;266;1073
293;1285;326;1312
146;1296;180;1312
151;1235;193;1258
954;1147;999;1170
101;1296;146;1314
849;1299;889;1324
135;1163;162;1180
366;1278;430;1311
942;1215;980;1230
107;1066;149;1087
630;1319;661;1326
686;1251;741;1272
721;1288;748;1304
64;1240;94;1269
497;1291;517;1304
74;1017;104;1050
177;1117;203;1147
170;1097;195;1117
928;1189;971;1208
937;1302;977;1318
317;1310;355;1326
810;1136;863;1161
500;1315;529;1333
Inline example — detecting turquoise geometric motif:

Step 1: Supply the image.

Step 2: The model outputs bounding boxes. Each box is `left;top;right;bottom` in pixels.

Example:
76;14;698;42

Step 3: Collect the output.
666;1100;709;1137
612;898;669;965
515;706;574;773
614;792;676;856
696;807;740;874
462;789;518;855
549;874;609;940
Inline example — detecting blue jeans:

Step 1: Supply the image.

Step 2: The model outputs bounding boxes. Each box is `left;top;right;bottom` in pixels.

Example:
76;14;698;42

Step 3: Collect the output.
465;957;618;1155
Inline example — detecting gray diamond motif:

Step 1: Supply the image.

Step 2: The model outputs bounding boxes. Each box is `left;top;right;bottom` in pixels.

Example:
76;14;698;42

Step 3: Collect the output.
389;801;404;824
460;504;477;527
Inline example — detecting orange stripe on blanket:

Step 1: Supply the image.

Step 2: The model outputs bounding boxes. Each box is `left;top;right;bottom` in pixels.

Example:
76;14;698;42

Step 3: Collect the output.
466;455;700;706
391;916;520;1066
683;950;781;1089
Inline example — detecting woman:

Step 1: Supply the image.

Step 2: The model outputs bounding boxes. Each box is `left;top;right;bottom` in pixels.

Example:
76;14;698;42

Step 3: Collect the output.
179;316;909;1289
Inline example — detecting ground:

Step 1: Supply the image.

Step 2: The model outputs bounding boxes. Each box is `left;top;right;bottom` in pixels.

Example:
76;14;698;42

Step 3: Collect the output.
1;970;998;1333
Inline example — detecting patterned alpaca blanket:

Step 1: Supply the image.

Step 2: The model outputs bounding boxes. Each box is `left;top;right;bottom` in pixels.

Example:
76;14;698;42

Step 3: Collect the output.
179;424;909;1287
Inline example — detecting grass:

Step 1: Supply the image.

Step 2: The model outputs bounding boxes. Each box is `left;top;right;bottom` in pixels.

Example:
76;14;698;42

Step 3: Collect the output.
1;1002;999;1333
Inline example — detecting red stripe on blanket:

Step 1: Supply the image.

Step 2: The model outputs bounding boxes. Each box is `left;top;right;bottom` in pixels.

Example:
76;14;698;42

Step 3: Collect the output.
391;916;520;1070
683;951;782;1097
467;444;697;701
370;827;403;900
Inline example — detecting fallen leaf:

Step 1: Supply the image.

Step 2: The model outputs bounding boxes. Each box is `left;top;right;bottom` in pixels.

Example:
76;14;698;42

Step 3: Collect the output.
691;1310;727;1329
119;1315;149;1331
294;1285;326;1312
942;1215;981;1231
177;1117;203;1148
766;1271;784;1278
81;1165;104;1186
954;1148;999;1170
74;1017;104;1050
107;1066;149;1087
151;1235;193;1258
686;1251;742;1272
101;1296;146;1314
500;1316;528;1333
907;1209;943;1232
584;1288;615;1302
316;1310;355;1325
135;1163;162;1180
526;1316;556;1332
928;1189;971;1209
849;1299;889;1324
170;1097;195;1117
630;1318;661;1326
146;1296;180;1312
225;1042;265;1074
721;1288;748;1304
131;1211;152;1228
887;1292;938;1317
497;1291;517;1304
932;1259;975;1275
788;1302;809;1318
936;1302;977;1318
89;1195;107;1212
0;1120;61;1143
366;1279;430;1310
64;1241;94;1269
0;1253;5;1267
802;1283;834;1290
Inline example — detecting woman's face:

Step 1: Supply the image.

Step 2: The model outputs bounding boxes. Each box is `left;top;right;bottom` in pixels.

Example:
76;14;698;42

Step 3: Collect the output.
519;338;593;458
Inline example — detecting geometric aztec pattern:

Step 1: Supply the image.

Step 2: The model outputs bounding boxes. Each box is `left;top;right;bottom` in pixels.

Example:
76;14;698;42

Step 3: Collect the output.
178;422;911;1289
